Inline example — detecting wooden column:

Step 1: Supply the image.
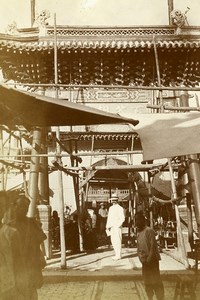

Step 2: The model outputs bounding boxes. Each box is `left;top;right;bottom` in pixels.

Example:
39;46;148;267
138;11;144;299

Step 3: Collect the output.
188;155;200;237
178;161;194;250
39;129;49;203
27;128;42;217
186;193;194;249
38;128;52;259
69;139;83;252
55;127;66;268
180;91;200;238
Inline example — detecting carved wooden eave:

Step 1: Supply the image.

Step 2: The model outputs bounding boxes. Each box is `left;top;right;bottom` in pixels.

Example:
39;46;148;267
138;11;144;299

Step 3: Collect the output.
0;25;200;87
51;131;142;153
59;131;137;141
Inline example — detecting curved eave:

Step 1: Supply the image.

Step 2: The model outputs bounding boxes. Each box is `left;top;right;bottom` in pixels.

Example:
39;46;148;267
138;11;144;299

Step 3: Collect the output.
60;132;138;141
1;39;200;51
1;25;200;51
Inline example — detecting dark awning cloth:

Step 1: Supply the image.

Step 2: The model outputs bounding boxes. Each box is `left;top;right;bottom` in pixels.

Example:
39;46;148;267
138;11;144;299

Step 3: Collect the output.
0;84;139;127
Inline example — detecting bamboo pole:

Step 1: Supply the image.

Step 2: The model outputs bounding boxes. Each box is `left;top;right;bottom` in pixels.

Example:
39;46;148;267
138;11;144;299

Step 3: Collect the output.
167;0;174;25
187;155;200;236
6;82;200;92
55;127;66;268
128;174;134;244
69;140;83;252
179;92;200;238
153;37;164;112
0;150;143;158
31;0;36;27
54;13;66;269
163;106;200;112
3;132;11;190
168;158;190;268
85;135;95;202
153;36;189;266
147;172;153;229
0;129;4;190
19;133;28;195
186;193;194;249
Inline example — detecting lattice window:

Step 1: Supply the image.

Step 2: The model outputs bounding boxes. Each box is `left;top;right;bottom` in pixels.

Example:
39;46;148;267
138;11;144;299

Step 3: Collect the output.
46;28;175;37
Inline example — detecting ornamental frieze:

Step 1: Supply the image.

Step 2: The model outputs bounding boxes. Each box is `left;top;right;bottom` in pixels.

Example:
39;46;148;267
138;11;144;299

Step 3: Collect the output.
76;89;152;103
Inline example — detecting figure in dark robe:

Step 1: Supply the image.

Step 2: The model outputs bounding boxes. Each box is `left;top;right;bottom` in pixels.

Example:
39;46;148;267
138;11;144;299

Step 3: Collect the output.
0;193;46;300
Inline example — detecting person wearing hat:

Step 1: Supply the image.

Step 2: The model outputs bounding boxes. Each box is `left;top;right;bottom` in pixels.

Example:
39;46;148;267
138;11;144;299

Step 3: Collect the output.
106;193;125;260
98;202;108;238
135;212;164;300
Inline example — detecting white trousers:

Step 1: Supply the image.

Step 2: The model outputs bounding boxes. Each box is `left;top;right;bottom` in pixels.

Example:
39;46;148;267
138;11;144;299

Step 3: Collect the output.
110;227;122;258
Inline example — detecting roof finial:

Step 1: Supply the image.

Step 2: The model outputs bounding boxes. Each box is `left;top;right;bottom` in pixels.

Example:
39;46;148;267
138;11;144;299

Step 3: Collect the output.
170;8;190;35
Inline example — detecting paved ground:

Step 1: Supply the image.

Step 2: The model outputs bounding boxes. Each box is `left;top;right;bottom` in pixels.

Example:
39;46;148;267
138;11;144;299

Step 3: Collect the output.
38;246;200;300
38;280;179;300
38;279;200;300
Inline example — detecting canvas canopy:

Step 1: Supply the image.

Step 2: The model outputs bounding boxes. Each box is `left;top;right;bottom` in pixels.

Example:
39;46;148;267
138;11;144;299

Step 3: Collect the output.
0;84;139;127
121;112;200;160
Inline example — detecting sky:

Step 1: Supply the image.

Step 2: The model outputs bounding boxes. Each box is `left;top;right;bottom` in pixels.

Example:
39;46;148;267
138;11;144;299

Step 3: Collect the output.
0;0;199;31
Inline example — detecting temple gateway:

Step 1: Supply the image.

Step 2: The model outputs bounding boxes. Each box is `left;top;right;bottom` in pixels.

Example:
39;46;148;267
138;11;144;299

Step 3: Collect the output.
0;2;200;268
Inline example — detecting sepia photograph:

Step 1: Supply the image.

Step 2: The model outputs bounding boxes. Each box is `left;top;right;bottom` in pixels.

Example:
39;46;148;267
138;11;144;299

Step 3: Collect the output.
0;0;200;299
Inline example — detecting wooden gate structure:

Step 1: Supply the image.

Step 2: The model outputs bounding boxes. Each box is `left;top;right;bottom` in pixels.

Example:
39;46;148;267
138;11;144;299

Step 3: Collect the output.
0;3;200;268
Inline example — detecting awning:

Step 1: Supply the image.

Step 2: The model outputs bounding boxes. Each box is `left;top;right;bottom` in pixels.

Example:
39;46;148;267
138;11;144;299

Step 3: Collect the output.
0;84;139;127
120;112;200;160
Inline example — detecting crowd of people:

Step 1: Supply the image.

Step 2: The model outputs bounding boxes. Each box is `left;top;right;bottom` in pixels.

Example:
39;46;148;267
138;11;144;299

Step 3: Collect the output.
0;190;164;300
51;198;129;253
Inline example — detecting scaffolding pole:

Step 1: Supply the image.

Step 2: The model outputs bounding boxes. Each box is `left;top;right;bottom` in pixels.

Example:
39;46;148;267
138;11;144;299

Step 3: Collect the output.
153;36;189;267
168;158;189;268
54;13;66;269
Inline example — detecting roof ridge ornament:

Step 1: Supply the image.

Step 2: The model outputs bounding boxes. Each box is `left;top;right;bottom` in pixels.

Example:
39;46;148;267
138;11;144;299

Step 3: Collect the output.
6;21;19;35
33;9;50;36
171;7;190;35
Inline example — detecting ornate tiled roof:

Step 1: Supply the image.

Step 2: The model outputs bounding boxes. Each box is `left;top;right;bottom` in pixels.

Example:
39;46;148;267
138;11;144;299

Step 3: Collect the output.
1;39;200;51
1;25;200;50
0;26;200;87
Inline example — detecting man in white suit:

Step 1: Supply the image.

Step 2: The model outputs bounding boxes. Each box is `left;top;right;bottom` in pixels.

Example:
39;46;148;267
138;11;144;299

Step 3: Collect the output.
106;193;125;260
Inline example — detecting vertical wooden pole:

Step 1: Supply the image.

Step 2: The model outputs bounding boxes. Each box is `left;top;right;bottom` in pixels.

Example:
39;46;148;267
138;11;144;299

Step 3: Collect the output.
69;140;83;252
0;129;4;190
153;37;164;113
167;0;174;25
55;128;66;268
180;91;200;237
38;128;52;259
153;38;189;266
54;13;66;268
186;193;194;249
31;0;36;27
187;155;200;236
168;158;189;268
128;174;134;243
27;127;42;217
147;172;153;229
39;129;49;203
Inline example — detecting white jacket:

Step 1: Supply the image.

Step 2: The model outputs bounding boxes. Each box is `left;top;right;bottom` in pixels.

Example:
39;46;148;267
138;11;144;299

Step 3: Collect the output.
106;204;125;228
